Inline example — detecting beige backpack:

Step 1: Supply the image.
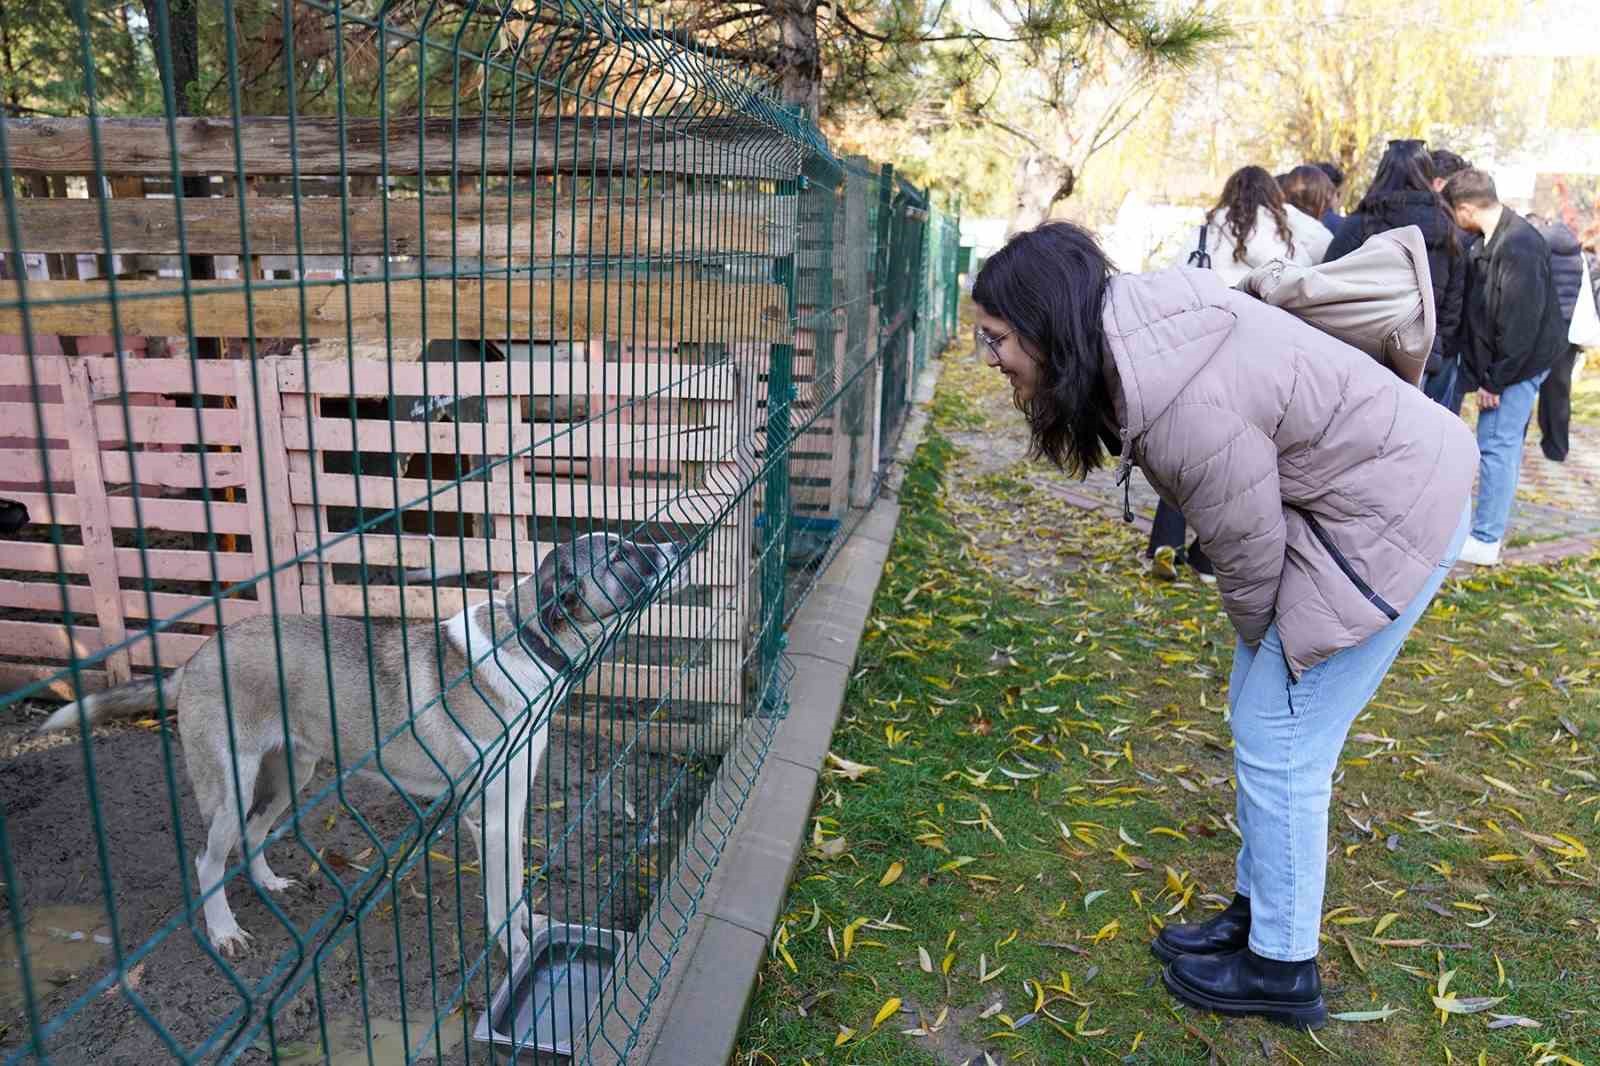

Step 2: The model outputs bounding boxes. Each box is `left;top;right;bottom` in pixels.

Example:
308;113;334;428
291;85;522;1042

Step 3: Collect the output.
1235;225;1436;388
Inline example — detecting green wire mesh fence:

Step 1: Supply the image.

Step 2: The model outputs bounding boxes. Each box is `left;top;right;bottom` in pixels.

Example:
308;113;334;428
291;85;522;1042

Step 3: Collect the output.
0;2;960;1062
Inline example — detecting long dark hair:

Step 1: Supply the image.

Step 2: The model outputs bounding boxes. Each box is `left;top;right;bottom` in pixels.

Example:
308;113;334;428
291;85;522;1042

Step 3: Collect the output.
972;221;1115;477
1208;165;1295;264
1357;140;1459;255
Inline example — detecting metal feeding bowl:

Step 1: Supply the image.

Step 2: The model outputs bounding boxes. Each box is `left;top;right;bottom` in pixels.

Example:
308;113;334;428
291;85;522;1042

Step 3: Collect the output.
473;922;629;1061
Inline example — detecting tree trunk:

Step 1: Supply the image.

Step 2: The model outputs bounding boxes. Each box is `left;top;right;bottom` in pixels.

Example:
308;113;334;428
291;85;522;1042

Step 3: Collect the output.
0;0;21;114
771;0;820;117
141;0;218;354
1007;151;1076;235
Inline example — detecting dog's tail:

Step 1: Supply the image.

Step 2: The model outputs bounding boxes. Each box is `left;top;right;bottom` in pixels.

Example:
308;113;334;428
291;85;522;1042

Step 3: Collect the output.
35;672;177;735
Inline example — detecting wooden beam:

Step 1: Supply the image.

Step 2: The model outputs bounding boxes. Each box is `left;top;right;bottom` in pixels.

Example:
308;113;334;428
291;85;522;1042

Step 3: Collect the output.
0;277;789;344
0;194;787;257
58;360;131;684
3;116;799;179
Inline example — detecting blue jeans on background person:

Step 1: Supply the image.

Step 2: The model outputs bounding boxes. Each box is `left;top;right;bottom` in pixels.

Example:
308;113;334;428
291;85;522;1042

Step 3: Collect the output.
1422;355;1467;414
1226;503;1469;961
1472;370;1548;544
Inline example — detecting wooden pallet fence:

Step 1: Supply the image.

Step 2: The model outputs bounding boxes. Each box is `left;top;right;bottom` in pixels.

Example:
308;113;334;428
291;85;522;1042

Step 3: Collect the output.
276;350;752;709
0;353;292;699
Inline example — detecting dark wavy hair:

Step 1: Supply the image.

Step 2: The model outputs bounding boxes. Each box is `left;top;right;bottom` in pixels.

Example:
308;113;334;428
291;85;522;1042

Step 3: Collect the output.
1356;140;1459;255
1280;165;1337;220
1209;165;1295;264
972;221;1116;477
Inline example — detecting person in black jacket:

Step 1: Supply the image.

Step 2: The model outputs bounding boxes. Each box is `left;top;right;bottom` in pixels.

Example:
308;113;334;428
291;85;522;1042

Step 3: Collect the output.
1425;150;1477;410
1326;141;1467;403
1314;161;1345;231
1530;216;1585;461
1442;169;1568;566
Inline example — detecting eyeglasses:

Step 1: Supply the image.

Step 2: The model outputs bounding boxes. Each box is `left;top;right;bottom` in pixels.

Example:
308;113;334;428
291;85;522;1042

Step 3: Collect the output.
976;325;1014;362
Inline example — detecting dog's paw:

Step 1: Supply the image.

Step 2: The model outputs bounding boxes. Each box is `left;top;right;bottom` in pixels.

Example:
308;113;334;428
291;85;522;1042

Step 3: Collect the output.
209;924;254;959
255;873;299;894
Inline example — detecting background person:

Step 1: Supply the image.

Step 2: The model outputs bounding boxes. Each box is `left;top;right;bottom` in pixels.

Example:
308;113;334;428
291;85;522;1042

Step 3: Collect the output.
1325;141;1466;400
1442;169;1568;566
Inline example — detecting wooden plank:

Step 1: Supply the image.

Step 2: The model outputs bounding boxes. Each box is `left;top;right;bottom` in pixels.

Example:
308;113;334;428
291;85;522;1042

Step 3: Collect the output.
0;577;260;625
0;352;242;394
59;360;131;685
0;661;111;702
555;710;729;757
0;402;243;447
0;540;257;582
281;416;736;462
0;278;789;344
298;584;735;639
237;359;302;613
826;323;851;519
0;619;207;669
278;356;738;401
8;489;254;535
575;662;738;703
850;304;881;508
3;117;798;179
289;532;737;584
286;472;739;525
0;194;783;257
2;448;251;490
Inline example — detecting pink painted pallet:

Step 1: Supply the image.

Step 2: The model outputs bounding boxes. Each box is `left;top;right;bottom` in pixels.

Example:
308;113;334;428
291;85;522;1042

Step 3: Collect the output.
744;317;854;522
0;347;755;708
275;351;754;706
0;352;293;699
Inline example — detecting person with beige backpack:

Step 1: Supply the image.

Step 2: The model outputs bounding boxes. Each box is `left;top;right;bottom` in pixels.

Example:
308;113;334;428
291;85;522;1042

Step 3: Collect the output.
972;219;1474;1030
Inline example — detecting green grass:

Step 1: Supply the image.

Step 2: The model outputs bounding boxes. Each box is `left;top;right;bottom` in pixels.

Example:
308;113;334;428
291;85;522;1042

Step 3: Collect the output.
735;356;1600;1066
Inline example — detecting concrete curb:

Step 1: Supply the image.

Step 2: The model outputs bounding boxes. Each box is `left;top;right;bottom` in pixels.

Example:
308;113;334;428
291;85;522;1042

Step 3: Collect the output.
630;360;944;1066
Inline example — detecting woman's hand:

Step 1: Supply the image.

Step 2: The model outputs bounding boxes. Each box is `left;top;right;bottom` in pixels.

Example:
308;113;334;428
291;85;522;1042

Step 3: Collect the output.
1477;388;1501;410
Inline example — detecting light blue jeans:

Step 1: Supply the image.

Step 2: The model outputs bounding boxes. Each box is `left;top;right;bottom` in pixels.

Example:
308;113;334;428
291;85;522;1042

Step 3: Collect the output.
1228;503;1470;961
1472;371;1548;544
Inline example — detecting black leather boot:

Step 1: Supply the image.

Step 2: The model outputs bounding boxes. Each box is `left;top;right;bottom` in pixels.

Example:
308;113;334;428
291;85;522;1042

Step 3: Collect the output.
1151;892;1250;963
1162;947;1327;1030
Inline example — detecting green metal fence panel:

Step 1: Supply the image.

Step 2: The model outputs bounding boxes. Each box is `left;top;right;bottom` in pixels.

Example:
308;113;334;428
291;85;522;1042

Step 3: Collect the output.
0;5;962;1062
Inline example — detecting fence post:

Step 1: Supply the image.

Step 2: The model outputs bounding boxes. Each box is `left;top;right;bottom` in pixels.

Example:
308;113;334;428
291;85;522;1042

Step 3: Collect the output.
759;167;801;712
845;159;877;508
59;359;131;686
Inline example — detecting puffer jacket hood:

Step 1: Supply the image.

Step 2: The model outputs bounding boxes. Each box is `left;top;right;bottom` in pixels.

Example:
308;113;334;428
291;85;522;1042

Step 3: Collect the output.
1104;268;1235;440
1103;266;1478;679
1327;191;1468;369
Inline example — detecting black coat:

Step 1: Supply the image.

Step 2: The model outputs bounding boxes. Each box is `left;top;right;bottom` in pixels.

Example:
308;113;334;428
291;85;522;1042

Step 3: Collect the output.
1536;220;1585;323
1325;191;1467;374
1463;209;1567;393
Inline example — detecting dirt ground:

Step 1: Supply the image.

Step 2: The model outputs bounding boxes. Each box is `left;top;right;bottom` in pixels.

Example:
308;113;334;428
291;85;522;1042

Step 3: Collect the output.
0;705;700;1065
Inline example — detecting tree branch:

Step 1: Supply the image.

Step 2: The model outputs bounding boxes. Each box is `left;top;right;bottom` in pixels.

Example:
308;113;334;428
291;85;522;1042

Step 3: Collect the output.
986;118;1043;152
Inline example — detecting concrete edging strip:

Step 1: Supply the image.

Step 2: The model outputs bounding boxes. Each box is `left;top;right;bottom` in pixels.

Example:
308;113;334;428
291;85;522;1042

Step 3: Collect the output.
637;358;944;1065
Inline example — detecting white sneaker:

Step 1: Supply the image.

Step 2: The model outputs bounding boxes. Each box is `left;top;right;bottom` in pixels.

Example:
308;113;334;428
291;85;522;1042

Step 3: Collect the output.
1458;536;1501;567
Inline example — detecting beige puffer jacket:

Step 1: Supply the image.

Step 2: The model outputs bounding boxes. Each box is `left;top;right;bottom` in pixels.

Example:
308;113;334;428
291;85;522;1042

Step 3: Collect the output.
1104;267;1478;678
